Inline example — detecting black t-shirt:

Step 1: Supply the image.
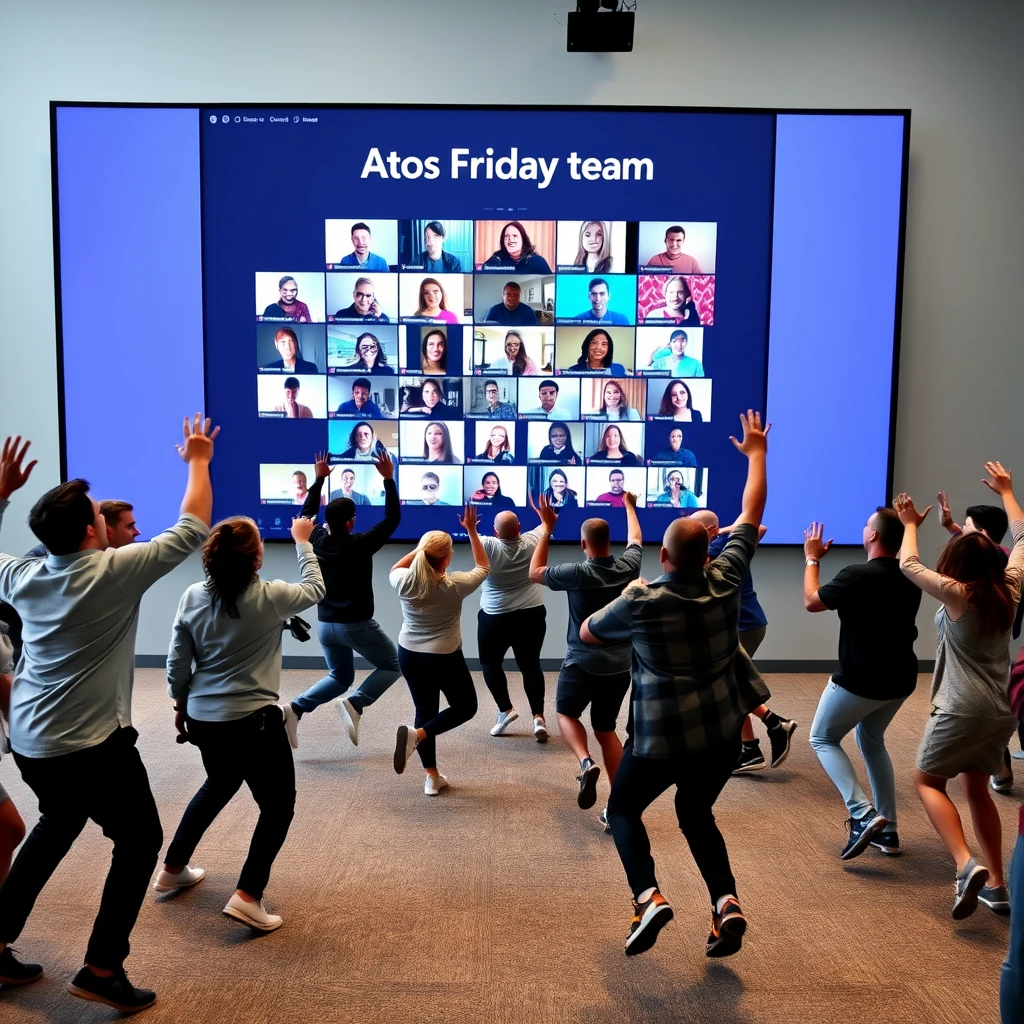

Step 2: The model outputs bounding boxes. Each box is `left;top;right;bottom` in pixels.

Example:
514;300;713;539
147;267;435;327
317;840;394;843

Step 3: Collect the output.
817;557;922;700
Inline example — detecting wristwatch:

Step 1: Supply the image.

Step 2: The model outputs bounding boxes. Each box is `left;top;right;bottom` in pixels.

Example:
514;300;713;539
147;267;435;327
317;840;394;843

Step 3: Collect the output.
805;558;819;567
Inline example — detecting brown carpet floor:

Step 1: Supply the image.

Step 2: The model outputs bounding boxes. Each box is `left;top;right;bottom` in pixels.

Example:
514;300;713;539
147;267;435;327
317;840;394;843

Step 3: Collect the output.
0;671;1017;1023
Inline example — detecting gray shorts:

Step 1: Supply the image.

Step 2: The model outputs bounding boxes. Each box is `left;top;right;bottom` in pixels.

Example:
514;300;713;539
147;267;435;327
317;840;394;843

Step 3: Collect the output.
916;709;1016;778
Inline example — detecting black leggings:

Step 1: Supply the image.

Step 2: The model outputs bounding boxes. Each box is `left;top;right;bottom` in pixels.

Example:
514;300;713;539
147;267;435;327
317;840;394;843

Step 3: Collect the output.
398;646;478;770
478;605;547;716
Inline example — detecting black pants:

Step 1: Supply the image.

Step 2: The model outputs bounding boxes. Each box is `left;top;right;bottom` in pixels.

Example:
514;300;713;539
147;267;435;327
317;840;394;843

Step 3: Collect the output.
607;731;742;905
478;605;547;716
398;647;478;770
165;705;295;900
0;727;162;969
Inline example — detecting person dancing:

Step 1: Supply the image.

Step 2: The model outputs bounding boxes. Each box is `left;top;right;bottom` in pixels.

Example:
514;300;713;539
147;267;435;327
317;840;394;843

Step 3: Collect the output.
156;513;325;932
894;461;1023;919
289;450;402;746
390;506;489;795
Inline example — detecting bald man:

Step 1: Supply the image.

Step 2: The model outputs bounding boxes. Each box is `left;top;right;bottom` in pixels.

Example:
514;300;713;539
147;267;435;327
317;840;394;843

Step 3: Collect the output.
580;411;770;959
690;509;796;774
477;510;550;741
529;490;643;823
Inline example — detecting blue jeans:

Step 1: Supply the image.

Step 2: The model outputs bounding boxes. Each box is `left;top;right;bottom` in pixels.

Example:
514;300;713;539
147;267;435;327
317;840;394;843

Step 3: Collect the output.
809;678;907;827
292;619;401;716
1001;830;1024;1022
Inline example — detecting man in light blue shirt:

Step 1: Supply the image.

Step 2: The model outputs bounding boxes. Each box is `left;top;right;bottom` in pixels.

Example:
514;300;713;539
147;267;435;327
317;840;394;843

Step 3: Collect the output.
338;222;390;272
0;418;217;1010
571;278;630;325
650;330;705;377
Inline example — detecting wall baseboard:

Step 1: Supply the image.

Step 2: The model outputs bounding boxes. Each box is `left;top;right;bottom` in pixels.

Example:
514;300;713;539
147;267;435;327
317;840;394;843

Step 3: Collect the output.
136;655;937;674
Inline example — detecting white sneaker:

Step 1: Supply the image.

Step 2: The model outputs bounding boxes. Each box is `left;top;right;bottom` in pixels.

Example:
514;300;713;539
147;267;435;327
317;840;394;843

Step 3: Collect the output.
280;703;300;750
222;892;283;932
153;864;206;892
489;709;519;736
394;724;419;774
336;697;360;746
533;716;549;743
424;773;449;796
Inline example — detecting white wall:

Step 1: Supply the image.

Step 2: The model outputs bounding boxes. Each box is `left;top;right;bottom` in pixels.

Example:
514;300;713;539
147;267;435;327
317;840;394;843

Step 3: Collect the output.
2;0;1023;661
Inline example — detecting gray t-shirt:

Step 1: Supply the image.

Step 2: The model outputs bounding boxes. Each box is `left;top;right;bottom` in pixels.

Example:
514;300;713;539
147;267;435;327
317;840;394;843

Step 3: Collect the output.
544;544;643;674
479;528;545;615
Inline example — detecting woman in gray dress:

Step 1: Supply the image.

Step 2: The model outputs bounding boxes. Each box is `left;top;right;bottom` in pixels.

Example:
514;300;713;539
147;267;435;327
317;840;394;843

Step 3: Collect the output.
895;461;1024;920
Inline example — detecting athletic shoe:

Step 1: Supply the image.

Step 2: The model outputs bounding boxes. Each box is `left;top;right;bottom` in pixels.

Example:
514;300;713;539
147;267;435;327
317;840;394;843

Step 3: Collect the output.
732;741;766;775
1012;750;1024;760
222;892;283;932
625;891;674;956
67;966;156;1012
394;724;419;774
598;807;612;834
952;858;990;920
869;831;901;856
533;716;549;743
979;884;1011;915
424;773;449;796
153;864;206;892
706;896;747;958
336;697;360;746
841;810;888;860
0;947;43;986
576;758;601;809
767;718;797;768
990;773;1013;794
489;709;519;736
280;703;300;750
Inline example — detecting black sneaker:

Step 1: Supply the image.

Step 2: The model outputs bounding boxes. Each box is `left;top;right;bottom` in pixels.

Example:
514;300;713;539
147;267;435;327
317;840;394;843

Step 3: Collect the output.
952;858;990;920
869;831;901;856
576;759;601;809
625;891;673;956
841;811;888;860
0;946;43;985
732;741;766;775
706;896;747;958
767;718;797;768
67;966;156;1013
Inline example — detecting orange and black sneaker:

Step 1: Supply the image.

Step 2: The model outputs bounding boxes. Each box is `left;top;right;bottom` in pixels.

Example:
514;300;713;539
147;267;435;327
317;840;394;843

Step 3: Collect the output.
625;890;673;956
706;896;746;958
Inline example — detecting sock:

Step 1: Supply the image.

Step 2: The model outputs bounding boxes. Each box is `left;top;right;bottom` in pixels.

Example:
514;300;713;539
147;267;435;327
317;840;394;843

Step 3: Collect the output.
761;710;782;730
290;702;303;719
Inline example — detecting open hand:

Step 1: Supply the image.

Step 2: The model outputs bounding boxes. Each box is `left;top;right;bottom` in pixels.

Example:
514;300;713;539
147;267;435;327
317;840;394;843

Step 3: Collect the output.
291;516;316;544
373;449;395;480
983;461;1013;496
936;490;954;530
803;521;833;560
729;410;770;457
314;451;333;480
458;504;478;533
529;491;559;533
0;436;38;499
175;414;220;463
622;490;639;509
893;492;932;527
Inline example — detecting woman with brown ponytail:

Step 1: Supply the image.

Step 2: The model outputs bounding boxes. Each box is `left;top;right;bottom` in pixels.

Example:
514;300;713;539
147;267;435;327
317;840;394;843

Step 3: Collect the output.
155;514;324;932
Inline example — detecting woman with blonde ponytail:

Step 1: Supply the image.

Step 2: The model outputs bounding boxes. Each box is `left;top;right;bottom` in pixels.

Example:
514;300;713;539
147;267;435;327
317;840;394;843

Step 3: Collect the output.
389;506;490;795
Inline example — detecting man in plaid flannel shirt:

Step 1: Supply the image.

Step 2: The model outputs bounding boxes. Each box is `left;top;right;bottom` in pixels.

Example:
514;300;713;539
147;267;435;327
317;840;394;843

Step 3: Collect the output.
581;410;770;960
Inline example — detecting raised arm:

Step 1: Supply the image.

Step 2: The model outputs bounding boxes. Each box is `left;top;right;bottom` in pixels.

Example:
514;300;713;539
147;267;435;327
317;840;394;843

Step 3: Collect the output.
802;521;832;612
729;410;769;528
983;461;1024;525
623;490;642;547
301;451;331;520
459;504;489;571
175;414;219;526
528;492;558;585
390;549;417;573
361;450;401;550
893;492;968;615
937;490;962;536
0;436;38;504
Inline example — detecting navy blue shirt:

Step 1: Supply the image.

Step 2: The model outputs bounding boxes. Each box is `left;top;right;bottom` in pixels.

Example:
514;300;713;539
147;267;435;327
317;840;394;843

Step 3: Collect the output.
709;533;767;631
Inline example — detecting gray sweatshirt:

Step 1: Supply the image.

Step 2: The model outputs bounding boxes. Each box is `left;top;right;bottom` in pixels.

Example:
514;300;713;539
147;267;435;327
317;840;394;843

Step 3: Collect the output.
167;542;325;721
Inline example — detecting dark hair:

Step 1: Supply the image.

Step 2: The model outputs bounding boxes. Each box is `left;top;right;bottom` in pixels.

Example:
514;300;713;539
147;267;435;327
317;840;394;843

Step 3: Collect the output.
544;469;578;505
588;278;609;293
420;379;445;405
498;221;536;260
665;225;686;238
278;275;296;289
669;330;688;344
284;376;300;390
325;497;356;533
504;330;528;374
352;377;371;391
576;329;614;369
423;421;456;463
658;380;693;416
599;380;631;419
202;517;261;618
421;328;448;371
547;421;576;452
480;471;503;496
417;280;450;317
502;280;521;292
350;222;371;235
965;504;1009;543
28;478;95;555
609;469;625;479
340;467;356;476
937;532;1016;638
354;332;389;370
871;506;905;553
424;220;445;238
99;499;134;531
599;425;629;454
348;422;377;449
663;469;687;494
539;379;559;392
483;378;499;391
